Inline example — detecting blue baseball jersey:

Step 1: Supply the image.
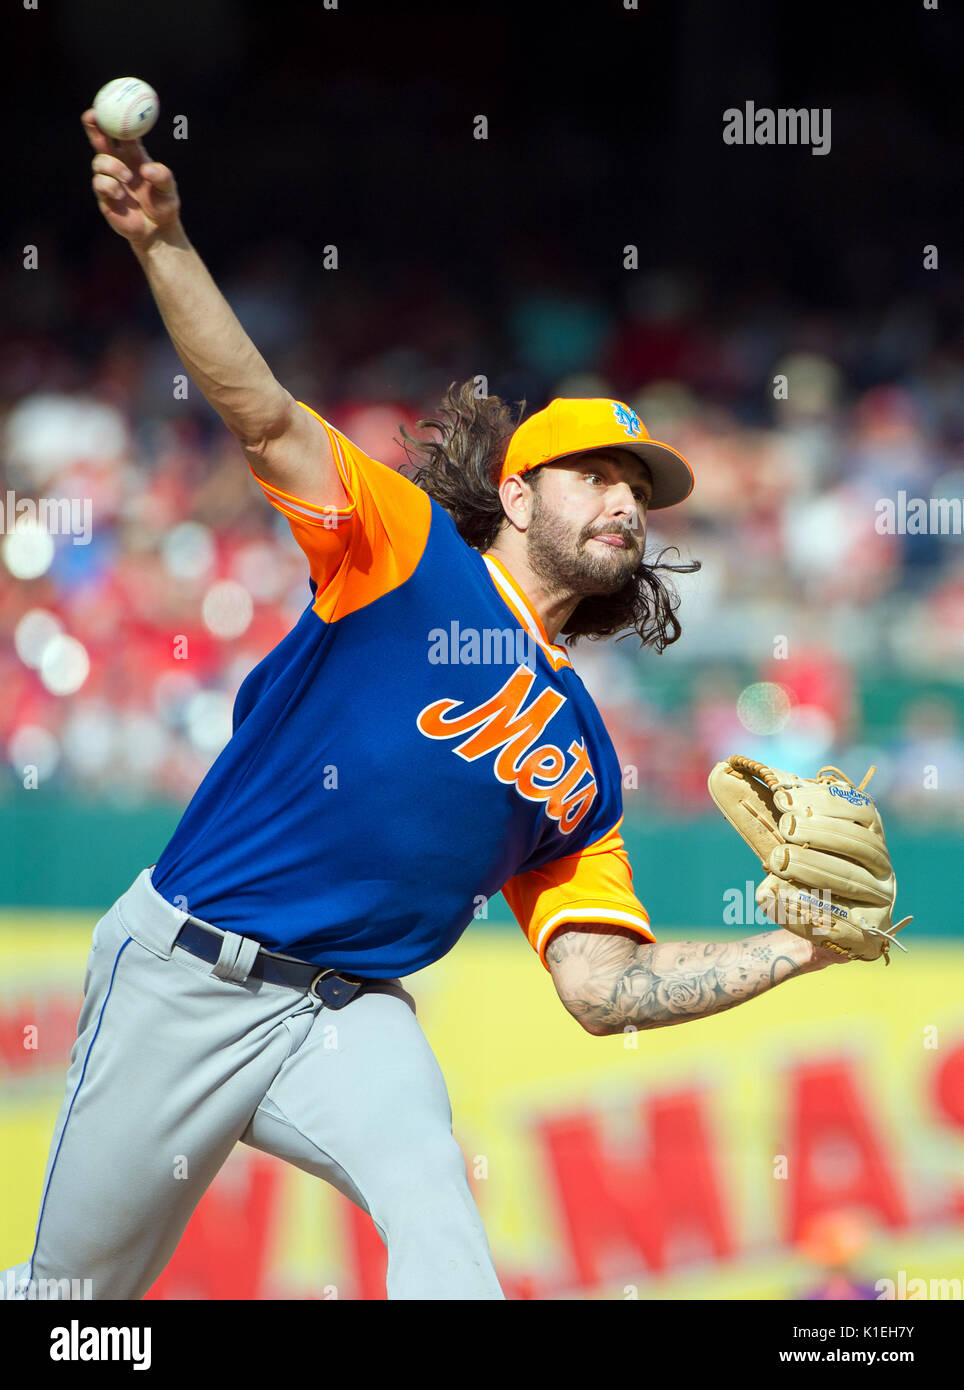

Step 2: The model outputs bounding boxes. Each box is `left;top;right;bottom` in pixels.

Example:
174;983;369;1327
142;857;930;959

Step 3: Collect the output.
151;404;654;977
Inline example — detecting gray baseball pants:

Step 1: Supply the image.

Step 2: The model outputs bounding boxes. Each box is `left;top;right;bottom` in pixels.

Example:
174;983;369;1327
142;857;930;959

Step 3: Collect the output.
3;866;504;1300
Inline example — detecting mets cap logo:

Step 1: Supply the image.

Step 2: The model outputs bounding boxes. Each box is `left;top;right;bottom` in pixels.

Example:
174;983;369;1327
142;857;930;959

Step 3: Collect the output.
612;402;643;437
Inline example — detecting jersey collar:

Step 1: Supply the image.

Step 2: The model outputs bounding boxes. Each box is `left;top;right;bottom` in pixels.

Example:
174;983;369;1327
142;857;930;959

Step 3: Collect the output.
481;554;573;672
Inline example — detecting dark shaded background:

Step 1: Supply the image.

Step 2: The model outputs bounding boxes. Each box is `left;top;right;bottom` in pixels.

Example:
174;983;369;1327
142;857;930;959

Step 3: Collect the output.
4;0;962;371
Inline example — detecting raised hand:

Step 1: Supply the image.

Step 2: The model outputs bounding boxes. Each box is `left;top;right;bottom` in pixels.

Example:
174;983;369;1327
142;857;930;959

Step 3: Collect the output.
82;108;181;247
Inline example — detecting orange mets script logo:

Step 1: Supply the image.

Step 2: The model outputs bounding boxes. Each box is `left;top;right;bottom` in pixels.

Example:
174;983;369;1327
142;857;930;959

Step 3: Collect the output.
416;666;598;833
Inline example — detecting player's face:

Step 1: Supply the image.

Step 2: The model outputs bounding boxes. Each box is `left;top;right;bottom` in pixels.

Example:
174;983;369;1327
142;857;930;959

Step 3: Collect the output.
525;449;652;597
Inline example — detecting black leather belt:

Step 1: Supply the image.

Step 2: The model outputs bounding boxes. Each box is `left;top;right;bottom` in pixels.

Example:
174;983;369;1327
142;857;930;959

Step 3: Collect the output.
174;919;366;1008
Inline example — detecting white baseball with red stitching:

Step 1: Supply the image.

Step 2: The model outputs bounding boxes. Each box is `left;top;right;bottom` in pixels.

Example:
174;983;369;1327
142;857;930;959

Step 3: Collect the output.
92;78;159;141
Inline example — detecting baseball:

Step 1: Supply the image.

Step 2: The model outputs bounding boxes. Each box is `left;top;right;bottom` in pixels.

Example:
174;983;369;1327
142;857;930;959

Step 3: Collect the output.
92;77;159;141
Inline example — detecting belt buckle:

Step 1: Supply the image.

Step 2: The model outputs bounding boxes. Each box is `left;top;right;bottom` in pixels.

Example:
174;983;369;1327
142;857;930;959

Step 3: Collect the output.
308;968;361;1008
308;968;336;1000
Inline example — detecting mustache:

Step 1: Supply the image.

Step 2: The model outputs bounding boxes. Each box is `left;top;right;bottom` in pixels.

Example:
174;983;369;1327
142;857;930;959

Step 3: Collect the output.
582;524;642;546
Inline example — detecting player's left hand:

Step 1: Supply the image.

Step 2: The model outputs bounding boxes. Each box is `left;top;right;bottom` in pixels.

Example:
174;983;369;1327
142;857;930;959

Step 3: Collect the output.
797;938;857;972
707;756;913;965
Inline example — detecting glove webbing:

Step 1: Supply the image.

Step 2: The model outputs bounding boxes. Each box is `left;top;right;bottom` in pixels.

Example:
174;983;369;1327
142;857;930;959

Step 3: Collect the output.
727;755;877;795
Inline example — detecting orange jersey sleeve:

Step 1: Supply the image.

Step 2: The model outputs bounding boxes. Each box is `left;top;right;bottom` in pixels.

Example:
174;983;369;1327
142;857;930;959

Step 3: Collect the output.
249;402;432;624
502;818;656;969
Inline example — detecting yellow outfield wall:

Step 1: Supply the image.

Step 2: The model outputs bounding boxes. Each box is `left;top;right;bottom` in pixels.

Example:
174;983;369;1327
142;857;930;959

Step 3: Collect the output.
1;914;962;1300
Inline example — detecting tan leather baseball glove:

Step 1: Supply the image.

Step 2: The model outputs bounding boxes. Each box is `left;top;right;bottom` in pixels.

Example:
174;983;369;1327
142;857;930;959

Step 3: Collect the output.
707;756;912;963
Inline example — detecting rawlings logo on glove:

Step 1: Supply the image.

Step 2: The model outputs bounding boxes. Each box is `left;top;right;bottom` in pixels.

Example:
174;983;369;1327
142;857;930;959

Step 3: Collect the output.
827;784;871;807
707;756;912;964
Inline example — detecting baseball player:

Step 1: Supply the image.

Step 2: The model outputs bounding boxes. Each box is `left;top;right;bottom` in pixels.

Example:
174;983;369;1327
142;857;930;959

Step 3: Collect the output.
2;114;906;1302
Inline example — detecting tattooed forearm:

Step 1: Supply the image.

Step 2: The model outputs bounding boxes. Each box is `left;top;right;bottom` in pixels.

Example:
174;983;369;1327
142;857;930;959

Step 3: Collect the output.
545;926;815;1035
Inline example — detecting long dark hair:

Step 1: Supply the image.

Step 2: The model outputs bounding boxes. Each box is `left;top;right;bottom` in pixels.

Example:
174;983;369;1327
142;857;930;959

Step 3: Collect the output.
399;381;700;652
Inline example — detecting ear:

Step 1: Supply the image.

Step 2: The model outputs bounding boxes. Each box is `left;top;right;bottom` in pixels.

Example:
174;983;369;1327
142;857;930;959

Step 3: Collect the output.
498;473;535;532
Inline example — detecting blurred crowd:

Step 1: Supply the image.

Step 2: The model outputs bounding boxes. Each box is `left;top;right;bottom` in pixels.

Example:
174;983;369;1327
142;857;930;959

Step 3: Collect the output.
1;248;963;818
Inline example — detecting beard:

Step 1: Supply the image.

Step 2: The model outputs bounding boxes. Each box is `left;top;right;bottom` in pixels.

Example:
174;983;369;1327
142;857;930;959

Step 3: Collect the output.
525;490;644;599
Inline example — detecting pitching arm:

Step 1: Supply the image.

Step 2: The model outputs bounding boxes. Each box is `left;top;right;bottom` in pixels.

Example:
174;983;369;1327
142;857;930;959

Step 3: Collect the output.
83;108;345;512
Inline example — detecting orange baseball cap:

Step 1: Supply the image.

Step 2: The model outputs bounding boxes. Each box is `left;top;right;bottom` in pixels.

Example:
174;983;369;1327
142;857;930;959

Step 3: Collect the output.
500;397;694;509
